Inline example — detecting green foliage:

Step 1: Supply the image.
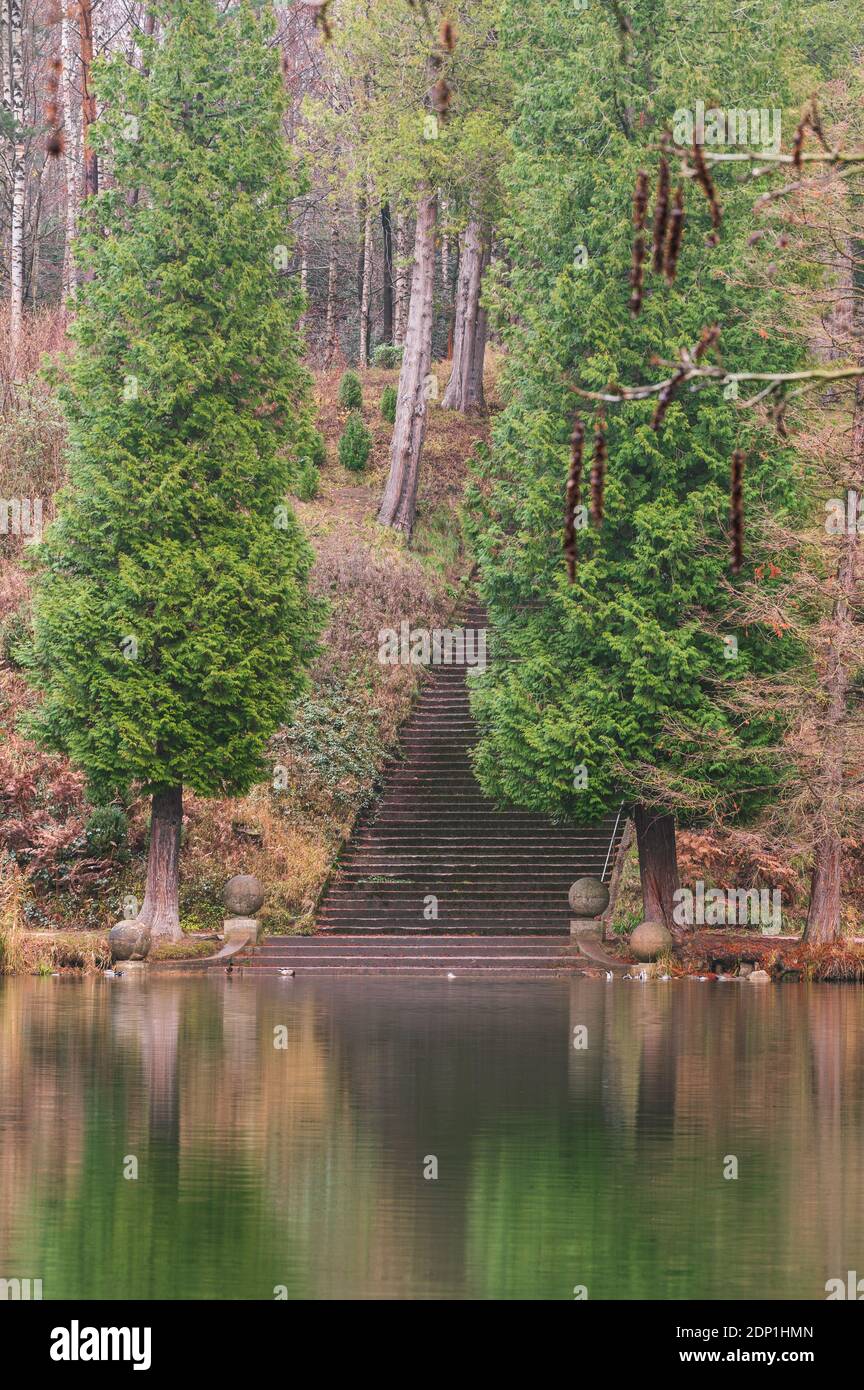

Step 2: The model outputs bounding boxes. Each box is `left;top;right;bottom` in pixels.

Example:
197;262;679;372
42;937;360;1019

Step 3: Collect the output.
294;459;320;501
339;412;372;473
84;806;129;858
25;0;324;804
466;0;818;828
0;602;31;670
372;344;404;369
380;384;397;423
338;370;363;409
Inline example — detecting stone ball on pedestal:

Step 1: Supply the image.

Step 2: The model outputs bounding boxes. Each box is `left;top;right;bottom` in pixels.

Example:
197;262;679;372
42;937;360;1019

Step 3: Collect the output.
568;876;610;919
224;874;265;917
108;919;152;962
630;919;673;961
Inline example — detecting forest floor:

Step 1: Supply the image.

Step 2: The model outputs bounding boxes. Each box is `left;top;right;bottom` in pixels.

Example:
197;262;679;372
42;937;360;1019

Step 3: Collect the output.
0;340;492;969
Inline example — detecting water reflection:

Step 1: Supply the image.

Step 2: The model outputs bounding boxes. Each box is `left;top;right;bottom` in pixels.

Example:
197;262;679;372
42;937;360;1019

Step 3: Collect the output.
1;976;863;1300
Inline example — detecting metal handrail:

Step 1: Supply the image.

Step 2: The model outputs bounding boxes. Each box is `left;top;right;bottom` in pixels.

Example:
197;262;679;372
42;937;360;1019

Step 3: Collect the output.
601;801;626;882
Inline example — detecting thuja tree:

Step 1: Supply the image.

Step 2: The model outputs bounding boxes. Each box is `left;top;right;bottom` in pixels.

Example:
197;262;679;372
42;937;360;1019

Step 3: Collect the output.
465;0;826;926
26;0;320;939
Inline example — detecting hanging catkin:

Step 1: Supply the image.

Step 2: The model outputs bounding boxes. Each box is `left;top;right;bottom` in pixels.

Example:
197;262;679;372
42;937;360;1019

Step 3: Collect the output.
630;170;648;314
564;417;585;581
663;185;685;283
651;154;670;274
730;450;745;574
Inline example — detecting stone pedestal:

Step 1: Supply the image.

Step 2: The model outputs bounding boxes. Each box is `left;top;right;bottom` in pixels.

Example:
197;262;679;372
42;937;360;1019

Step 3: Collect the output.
222;915;263;943
570;916;603;939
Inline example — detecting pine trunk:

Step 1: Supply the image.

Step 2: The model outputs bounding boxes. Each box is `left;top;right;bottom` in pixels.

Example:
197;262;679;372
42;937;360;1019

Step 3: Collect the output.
78;0;98;199
634;804;680;929
138;786;183;941
467;250;489;410
394;210;410;345
442;216;485;411
359;190;373;366
324;224;339;365
377;190;436;535
380;201;394;344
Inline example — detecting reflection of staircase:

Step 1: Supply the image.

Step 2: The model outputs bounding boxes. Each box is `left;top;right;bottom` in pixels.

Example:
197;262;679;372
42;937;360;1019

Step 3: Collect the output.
238;599;627;975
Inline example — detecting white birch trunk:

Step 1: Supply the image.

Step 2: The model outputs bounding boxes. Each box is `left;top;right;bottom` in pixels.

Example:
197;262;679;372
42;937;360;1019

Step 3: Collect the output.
61;8;79;300
8;0;25;357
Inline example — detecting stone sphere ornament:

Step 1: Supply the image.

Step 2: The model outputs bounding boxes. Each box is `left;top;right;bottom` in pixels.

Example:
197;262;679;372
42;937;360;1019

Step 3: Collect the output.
109;919;152;962
630;919;673;961
568;876;610;919
224;873;265;917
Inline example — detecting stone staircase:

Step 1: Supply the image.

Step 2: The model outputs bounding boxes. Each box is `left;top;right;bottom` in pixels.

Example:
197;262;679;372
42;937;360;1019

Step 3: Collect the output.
241;599;626;973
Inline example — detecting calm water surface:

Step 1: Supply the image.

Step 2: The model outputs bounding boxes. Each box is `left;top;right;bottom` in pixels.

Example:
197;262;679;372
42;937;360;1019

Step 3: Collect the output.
0;975;862;1300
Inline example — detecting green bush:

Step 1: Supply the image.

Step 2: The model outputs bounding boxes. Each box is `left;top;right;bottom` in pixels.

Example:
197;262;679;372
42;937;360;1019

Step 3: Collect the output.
0;603;32;670
85;806;129;859
294;458;320;501
372;344;404;369
338;370;363;409
338;412;372;473
380;384;397;424
308;429;327;468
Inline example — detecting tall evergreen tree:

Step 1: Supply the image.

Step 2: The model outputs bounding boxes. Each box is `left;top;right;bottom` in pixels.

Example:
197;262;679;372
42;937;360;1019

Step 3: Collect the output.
26;0;320;939
465;0;825;925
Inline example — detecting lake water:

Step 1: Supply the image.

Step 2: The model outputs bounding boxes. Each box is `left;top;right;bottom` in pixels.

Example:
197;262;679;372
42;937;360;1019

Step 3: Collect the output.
0;975;862;1301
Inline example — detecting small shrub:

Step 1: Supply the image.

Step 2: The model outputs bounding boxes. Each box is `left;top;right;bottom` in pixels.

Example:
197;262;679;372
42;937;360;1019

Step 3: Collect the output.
85;805;129;859
308;429;327;468
372;344;404;369
338;370;363;409
338;412;372;473
294;459;320;501
0;602;32;670
380;384;397;424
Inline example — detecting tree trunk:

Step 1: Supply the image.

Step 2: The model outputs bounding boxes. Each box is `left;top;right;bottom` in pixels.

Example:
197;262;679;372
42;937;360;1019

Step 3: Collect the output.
634;804;680;929
359;188;373;366
377;189;436;535
394;210;410;345
61;7;79;299
324;223;339;365
380;200;394;344
138;786;183;941
467;248;489;410
78;0;98;199
8;0;25;357
442;216;485;411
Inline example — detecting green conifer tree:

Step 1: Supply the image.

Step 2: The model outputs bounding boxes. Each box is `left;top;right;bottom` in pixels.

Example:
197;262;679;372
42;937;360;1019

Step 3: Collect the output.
466;0;830;924
26;0;321;939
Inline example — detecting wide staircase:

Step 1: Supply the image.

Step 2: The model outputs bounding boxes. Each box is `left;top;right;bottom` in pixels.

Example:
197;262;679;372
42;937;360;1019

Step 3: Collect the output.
241;599;625;974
